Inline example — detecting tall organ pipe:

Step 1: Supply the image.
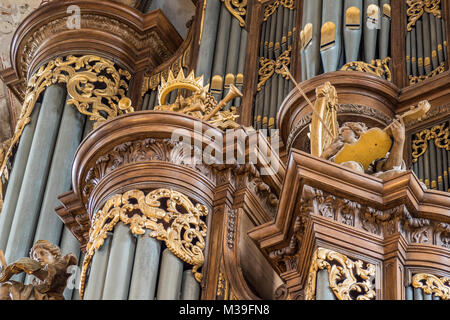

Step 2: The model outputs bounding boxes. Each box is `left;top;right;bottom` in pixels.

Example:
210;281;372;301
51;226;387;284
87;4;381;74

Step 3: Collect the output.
363;0;379;62
344;0;363;63
378;0;390;60
320;0;343;72
4;85;66;269
0;103;41;251
303;0;322;80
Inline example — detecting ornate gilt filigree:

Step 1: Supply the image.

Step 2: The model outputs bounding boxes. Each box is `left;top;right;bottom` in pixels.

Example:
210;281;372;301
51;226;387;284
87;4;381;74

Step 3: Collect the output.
221;0;248;27
154;69;241;130
0;55;131;207
409;62;446;84
264;0;295;21
412;273;450;300
80;189;208;298
406;0;441;31
304;248;376;300
412;121;449;163
341;57;392;81
257;46;292;91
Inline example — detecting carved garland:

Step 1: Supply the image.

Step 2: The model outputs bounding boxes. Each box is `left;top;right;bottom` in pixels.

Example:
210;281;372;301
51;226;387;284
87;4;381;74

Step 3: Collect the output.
341;57;392;81
0;55;132;208
264;0;296;21
304;248;376;300
80;189;208;298
412;121;449;163
406;0;441;31
412;273;450;300
221;0;248;27
257;46;292;91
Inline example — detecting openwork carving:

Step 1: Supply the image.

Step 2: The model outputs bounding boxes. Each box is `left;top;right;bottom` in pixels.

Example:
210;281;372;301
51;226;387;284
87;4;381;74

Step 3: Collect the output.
154;69;241;130
412;273;450;300
341;57;392;81
406;0;441;31
411;121;449;163
221;0;248;27
0;55;131;207
409;62;446;84
264;0;295;21
80;189;208;298
304;248;376;300
257;46;292;91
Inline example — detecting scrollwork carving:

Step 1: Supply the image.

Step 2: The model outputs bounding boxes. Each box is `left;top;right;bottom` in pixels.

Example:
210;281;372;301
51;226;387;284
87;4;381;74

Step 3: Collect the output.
257;46;292;91
412;273;450;300
406;0;441;31
304;248;376;300
80;189;208;298
341;57;392;81
0;55;131;207
264;0;295;21
411;121;449;163
221;0;248;27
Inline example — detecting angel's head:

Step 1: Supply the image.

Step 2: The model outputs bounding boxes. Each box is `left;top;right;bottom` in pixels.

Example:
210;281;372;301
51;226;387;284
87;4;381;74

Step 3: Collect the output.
29;240;61;265
339;122;368;144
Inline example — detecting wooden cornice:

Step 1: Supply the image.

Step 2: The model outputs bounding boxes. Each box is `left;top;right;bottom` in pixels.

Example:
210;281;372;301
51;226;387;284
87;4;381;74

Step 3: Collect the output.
249;149;450;250
2;0;184;103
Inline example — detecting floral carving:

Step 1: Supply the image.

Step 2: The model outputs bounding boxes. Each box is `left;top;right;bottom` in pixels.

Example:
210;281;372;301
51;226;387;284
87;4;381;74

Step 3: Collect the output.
304;248;376;300
80;189;208;298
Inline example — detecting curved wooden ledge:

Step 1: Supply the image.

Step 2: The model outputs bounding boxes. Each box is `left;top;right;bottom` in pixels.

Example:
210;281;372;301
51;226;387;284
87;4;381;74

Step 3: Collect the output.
5;0;184;101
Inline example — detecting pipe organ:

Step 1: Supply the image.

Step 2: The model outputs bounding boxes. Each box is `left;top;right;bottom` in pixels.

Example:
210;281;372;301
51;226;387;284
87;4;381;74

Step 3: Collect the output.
406;0;448;84
0;0;448;302
299;0;391;81
254;0;297;129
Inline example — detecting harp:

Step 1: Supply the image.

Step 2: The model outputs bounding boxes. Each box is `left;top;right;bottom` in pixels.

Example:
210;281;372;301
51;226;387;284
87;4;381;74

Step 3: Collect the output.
310;82;339;157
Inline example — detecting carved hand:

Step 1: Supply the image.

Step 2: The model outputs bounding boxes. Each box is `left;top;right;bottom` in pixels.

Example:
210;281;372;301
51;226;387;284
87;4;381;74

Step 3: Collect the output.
390;118;405;144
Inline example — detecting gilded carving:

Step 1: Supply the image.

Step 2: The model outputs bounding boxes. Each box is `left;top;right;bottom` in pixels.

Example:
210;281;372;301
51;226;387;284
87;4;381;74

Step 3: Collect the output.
0;241;77;300
80;189;208;298
221;0;247;27
257;46;292;91
412;121;449;163
304;248;376;300
0;55;131;207
341;57;392;81
264;0;295;21
154;69;241;130
406;0;441;31
412;273;450;300
409;62;446;84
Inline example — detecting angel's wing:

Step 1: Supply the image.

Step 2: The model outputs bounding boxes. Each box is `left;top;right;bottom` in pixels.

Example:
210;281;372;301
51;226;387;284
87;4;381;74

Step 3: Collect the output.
310;82;339;157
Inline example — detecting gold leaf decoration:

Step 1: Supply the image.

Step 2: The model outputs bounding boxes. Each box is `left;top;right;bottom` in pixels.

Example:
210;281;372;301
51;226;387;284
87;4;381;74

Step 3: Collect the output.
257;46;292;91
264;0;295;21
0;55;131;210
412;273;450;300
412;122;449;163
341;57;392;81
409;62;446;84
221;0;248;27
406;0;441;31
304;248;376;300
80;189;208;298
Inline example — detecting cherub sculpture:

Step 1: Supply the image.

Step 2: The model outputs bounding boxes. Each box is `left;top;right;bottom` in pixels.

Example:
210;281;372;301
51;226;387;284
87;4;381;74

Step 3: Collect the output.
0;240;77;300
